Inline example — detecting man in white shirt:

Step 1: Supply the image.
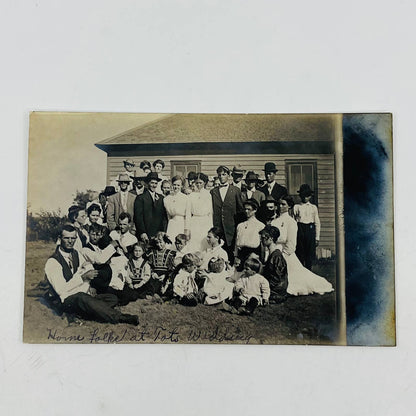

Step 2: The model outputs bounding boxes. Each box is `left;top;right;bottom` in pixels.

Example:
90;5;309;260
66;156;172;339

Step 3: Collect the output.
111;212;138;256
45;224;139;325
235;199;265;265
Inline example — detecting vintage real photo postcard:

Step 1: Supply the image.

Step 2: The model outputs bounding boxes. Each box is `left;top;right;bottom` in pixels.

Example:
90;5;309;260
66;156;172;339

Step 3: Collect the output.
23;112;395;346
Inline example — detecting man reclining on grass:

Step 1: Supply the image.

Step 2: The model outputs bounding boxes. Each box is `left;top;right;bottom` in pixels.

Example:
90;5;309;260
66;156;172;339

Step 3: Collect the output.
44;224;139;325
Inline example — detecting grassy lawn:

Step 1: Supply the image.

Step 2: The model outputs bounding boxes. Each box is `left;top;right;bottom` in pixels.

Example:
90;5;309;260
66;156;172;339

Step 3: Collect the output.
23;241;340;345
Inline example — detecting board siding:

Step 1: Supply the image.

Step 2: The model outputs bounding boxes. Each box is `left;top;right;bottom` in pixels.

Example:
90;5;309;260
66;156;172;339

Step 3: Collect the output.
107;153;336;254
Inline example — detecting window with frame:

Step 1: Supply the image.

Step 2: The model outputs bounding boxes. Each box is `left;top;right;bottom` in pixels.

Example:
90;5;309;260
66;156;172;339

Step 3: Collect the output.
171;160;201;178
286;160;318;204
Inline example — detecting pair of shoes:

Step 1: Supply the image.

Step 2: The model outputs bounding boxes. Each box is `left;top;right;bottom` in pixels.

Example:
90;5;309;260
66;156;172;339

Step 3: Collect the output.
221;301;238;314
119;314;139;325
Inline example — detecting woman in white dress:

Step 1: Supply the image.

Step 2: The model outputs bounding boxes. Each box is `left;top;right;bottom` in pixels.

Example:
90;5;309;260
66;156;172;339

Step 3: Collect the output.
163;176;191;244
271;196;333;296
201;226;229;270
188;173;213;252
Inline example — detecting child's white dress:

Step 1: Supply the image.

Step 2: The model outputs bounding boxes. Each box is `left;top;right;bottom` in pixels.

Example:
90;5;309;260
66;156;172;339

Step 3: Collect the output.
203;270;234;305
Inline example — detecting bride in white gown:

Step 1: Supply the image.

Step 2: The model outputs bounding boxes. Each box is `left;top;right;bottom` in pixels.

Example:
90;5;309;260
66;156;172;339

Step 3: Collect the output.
271;196;333;296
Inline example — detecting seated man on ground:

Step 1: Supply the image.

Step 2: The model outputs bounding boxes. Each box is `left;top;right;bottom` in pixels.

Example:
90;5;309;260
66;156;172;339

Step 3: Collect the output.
82;222;140;306
110;212;138;257
45;224;139;325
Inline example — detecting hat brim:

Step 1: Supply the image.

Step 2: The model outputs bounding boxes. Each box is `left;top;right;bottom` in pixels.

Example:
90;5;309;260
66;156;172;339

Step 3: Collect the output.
117;179;132;183
145;177;162;182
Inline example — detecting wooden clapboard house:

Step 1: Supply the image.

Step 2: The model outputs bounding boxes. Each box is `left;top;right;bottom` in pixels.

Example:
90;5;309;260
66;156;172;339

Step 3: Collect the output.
95;114;340;256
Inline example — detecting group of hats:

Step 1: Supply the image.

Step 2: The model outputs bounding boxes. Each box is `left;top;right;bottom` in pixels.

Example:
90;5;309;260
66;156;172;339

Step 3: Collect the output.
106;160;313;195
117;171;161;183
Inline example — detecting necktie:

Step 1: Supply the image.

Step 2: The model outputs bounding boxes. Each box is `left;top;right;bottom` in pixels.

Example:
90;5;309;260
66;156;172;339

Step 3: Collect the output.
67;255;73;273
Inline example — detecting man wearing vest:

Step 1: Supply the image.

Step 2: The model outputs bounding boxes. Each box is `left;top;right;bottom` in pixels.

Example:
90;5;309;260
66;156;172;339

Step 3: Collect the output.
44;224;139;325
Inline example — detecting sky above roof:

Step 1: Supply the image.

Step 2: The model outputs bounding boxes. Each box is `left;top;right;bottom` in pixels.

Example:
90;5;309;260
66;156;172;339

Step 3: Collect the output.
28;112;166;213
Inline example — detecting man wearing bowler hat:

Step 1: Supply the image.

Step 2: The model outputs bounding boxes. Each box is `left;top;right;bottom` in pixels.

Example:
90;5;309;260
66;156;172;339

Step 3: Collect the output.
259;162;288;202
134;172;167;243
107;174;137;232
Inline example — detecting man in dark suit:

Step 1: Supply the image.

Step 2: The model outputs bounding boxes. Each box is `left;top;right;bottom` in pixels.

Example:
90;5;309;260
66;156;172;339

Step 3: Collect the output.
106;174;137;233
134;172;167;243
259;162;288;202
210;166;244;264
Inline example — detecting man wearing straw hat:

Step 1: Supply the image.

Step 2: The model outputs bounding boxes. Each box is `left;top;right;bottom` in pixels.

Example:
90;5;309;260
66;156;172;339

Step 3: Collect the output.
106;173;137;232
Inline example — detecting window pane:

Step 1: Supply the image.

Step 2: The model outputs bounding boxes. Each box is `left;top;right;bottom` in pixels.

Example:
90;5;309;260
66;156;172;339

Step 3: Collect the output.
290;165;302;194
301;165;313;187
175;166;186;177
171;161;201;178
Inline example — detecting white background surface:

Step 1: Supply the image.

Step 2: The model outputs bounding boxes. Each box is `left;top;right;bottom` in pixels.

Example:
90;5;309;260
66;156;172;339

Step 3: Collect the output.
1;1;414;415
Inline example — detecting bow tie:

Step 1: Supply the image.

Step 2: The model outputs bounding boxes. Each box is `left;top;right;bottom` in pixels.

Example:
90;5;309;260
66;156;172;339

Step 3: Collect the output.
219;184;228;188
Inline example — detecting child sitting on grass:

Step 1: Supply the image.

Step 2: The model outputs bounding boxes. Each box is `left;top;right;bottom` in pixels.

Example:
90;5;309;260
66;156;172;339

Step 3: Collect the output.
173;253;200;306
223;257;270;315
147;232;177;296
127;242;152;297
202;257;234;305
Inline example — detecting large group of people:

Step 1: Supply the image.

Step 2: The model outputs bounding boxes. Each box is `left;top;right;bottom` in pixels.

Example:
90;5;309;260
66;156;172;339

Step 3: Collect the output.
43;158;333;325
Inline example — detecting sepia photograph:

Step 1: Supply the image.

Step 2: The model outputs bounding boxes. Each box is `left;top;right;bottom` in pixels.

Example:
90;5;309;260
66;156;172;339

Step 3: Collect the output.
23;112;394;345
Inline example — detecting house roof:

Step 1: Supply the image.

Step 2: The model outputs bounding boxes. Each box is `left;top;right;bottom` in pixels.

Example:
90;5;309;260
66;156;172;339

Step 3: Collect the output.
95;113;338;146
